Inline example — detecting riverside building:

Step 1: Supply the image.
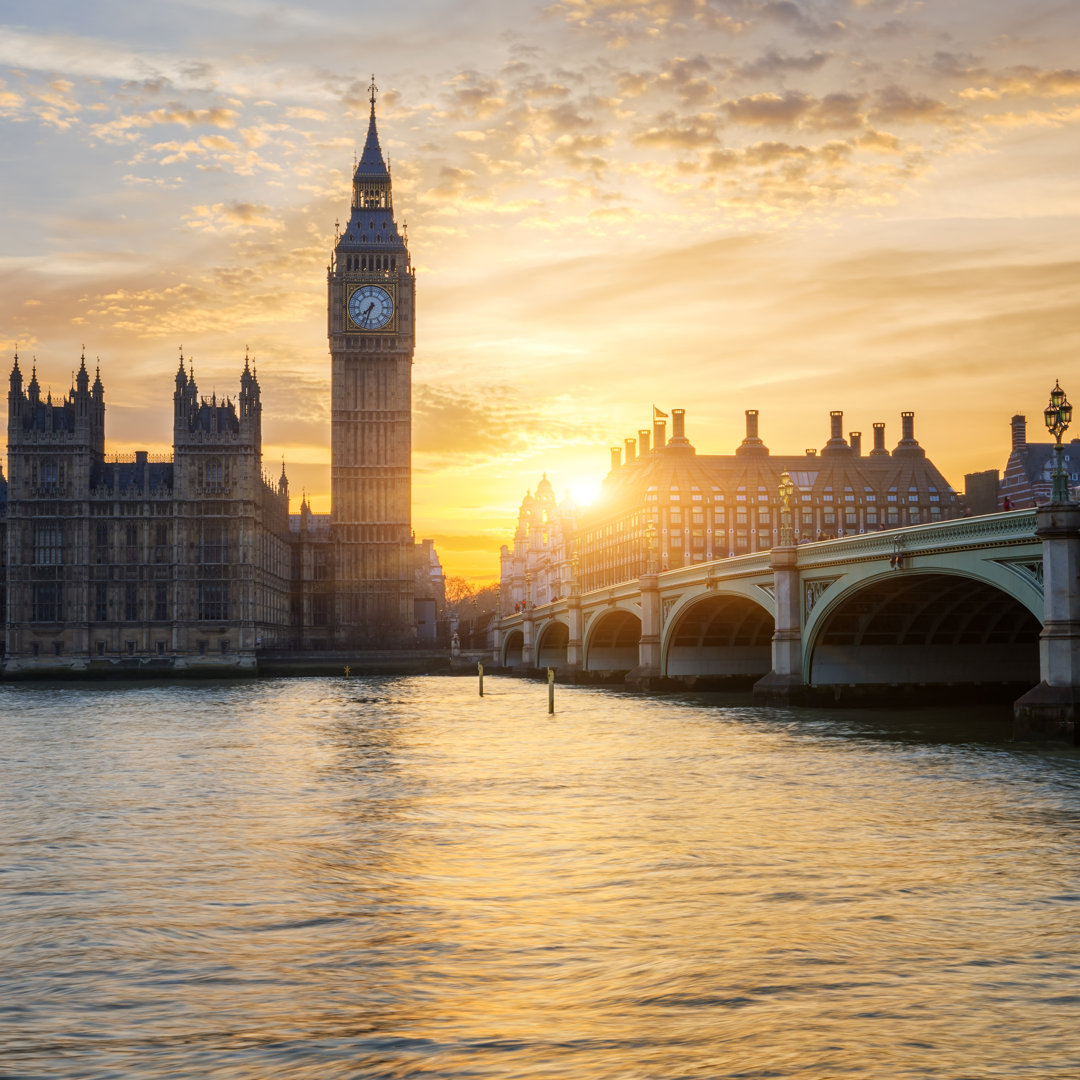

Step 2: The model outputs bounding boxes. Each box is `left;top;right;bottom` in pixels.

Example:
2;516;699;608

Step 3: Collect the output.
500;407;961;609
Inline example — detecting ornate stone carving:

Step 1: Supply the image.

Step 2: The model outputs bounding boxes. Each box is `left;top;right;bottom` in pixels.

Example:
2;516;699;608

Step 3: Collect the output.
804;577;840;619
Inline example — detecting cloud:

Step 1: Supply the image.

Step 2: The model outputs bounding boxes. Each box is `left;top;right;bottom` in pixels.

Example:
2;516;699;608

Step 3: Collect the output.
414;383;579;460
737;49;831;79
184;201;284;234
91;105;241;142
724;90;814;127
870;85;957;125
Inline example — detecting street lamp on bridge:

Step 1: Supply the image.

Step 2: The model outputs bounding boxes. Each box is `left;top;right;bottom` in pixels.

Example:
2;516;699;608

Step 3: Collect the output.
778;470;796;547
1044;380;1073;504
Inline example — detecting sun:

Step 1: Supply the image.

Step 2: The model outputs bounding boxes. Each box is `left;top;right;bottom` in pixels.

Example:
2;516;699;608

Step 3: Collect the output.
570;477;601;507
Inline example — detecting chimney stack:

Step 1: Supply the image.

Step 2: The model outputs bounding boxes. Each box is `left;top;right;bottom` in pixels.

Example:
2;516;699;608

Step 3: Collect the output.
870;422;888;456
671;408;686;441
736;408;769;456
610;446;621;471
822;409;850;455
638;428;651;455
624;437;636;464
1011;414;1027;451
653;418;666;450
895;411;925;456
850;431;862;456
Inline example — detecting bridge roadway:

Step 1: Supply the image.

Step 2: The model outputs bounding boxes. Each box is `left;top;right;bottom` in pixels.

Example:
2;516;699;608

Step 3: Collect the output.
496;509;1058;719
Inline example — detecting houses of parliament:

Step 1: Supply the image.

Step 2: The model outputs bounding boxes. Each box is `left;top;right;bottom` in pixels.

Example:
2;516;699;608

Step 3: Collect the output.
0;87;440;674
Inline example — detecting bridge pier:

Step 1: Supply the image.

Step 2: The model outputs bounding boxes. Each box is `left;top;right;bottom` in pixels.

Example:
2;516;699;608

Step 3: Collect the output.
626;572;662;688
520;608;535;669
753;545;808;706
1014;503;1080;743
566;595;583;671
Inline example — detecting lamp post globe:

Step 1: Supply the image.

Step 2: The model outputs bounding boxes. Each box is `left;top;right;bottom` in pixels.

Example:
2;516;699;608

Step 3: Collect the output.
1044;380;1073;504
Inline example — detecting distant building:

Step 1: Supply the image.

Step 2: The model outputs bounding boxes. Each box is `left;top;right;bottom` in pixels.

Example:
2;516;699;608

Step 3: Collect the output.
499;475;578;614
964;469;1001;516
500;406;961;604
997;414;1080;508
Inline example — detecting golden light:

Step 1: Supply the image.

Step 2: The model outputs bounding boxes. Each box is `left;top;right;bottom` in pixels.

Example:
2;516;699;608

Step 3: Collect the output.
570;477;601;507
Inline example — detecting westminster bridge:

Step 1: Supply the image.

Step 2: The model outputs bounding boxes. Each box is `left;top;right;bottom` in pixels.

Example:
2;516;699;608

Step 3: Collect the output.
494;507;1080;742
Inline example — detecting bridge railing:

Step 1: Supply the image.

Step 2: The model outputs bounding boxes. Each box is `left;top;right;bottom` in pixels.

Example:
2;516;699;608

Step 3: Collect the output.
791;508;1038;568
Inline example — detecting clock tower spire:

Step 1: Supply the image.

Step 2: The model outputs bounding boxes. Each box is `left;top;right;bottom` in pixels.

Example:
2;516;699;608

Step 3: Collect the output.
328;76;416;645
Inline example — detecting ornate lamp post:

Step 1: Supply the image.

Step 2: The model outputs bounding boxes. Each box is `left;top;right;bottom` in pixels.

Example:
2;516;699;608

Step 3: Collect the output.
645;520;659;574
1044;380;1073;504
778;470;796;546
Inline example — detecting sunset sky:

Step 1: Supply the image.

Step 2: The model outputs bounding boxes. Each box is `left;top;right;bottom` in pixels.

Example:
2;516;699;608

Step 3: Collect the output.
2;0;1079;582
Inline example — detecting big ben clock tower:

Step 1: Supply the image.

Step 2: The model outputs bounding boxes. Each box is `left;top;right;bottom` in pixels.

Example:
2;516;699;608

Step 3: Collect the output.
328;77;415;645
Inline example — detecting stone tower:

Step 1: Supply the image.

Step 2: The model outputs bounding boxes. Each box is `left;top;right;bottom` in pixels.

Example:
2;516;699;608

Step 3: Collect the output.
327;77;415;645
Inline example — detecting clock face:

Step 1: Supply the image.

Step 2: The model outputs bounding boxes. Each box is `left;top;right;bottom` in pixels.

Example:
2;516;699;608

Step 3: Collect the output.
348;284;395;330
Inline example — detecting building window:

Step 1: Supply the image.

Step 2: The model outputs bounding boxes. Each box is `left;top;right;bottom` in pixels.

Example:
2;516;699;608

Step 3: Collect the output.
157;640;166;655
32;584;62;622
205;458;224;490
198;583;228;621
94;523;109;564
802;509;813;526
845;510;857;527
154;584;168;622
758;508;770;525
867;508;878;526
312;594;329;626
40;460;59;488
154;523;170;563
124;523;139;563
198;640;208;655
126;640;136;656
96;641;105;657
53;641;63;656
714;508;725;525
124;584;138;621
33;524;62;565
220;639;230;655
94;584;108;622
200;522;228;564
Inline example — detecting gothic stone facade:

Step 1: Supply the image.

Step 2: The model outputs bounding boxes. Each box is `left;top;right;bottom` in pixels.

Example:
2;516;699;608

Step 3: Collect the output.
3;353;291;673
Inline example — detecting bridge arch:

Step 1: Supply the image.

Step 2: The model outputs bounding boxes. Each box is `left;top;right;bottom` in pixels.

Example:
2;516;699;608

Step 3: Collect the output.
535;618;570;669
500;628;524;668
584;608;641;673
804;569;1040;691
663;592;774;682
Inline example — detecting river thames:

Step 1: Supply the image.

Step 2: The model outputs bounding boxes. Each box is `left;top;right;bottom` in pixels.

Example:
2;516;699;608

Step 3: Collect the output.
3;676;1079;1079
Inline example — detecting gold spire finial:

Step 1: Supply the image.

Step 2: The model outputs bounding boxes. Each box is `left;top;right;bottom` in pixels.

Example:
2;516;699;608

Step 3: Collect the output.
369;74;378;106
